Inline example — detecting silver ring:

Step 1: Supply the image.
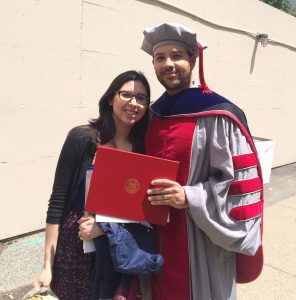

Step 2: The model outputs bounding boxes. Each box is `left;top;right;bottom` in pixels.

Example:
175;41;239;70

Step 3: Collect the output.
164;194;169;200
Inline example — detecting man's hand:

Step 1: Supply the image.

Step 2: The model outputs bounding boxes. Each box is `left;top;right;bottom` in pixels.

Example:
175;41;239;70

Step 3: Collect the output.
147;179;188;209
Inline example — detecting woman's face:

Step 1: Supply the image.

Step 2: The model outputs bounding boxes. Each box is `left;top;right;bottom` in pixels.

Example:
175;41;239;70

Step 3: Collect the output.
110;80;148;128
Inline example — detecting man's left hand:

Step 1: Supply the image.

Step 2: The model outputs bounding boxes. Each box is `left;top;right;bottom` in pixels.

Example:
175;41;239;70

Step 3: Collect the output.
147;179;188;209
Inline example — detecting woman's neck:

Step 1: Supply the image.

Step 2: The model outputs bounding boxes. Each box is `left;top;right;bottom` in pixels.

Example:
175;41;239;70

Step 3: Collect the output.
108;125;133;152
111;137;133;152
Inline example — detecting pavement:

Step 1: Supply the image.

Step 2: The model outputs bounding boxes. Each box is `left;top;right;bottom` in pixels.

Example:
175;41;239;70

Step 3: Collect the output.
237;194;296;299
0;163;295;300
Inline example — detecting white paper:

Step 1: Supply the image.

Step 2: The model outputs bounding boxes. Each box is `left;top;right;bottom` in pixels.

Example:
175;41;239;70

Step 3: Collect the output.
83;239;96;253
83;168;96;253
95;214;137;223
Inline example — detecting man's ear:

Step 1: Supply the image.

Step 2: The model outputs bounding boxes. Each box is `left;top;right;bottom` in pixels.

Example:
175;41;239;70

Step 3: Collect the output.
152;59;157;71
190;55;196;70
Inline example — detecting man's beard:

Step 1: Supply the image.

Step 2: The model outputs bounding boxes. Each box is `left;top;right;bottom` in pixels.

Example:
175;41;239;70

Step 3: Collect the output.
157;70;191;94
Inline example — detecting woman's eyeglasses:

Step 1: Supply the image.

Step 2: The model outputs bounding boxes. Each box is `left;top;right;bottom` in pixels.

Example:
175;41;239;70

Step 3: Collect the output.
116;91;148;105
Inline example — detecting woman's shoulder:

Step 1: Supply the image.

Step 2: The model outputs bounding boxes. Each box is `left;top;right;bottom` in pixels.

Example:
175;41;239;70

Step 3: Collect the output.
68;124;93;134
67;124;98;143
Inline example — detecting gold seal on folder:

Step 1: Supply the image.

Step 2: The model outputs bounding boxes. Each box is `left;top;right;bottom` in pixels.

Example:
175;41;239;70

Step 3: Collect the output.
124;178;140;194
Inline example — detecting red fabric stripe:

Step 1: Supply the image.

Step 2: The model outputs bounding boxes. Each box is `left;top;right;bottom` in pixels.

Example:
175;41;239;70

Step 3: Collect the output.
232;153;257;170
229;177;261;195
229;201;263;221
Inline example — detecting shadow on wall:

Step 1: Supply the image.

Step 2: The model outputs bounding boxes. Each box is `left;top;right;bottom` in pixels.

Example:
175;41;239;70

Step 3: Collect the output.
250;39;259;74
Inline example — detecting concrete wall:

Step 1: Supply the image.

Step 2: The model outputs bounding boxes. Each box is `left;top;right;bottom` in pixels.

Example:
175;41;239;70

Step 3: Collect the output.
1;0;295;239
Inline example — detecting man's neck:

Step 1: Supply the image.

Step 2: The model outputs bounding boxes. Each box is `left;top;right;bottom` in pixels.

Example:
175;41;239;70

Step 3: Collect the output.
166;87;191;96
165;81;193;96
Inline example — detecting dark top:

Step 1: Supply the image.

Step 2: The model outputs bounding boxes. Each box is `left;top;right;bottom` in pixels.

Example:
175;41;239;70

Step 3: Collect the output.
46;125;97;224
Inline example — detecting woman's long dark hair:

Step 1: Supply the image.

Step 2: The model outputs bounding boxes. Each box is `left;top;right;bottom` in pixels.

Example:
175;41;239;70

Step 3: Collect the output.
89;70;151;153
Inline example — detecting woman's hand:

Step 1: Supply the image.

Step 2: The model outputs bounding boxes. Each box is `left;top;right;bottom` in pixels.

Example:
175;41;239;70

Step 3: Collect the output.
77;214;104;240
33;223;58;289
147;179;188;209
33;266;52;290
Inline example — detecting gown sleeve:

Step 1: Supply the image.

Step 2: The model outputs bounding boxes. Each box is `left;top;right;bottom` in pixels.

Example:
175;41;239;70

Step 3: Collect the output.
184;115;262;256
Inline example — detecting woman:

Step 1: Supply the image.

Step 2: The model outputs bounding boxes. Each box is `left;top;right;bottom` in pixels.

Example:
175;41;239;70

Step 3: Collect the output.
34;70;151;300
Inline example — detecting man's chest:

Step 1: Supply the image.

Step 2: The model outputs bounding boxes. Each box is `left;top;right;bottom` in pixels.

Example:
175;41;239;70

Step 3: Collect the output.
145;116;197;183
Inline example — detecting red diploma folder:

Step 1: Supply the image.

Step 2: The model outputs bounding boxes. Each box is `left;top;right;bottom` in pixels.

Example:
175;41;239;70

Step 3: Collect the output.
84;146;180;225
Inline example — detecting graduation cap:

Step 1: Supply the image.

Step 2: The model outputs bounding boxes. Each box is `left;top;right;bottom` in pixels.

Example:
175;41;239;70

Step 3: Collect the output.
141;22;211;93
141;22;206;56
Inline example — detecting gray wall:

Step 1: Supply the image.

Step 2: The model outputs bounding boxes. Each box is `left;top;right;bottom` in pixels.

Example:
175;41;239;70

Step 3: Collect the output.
1;0;295;239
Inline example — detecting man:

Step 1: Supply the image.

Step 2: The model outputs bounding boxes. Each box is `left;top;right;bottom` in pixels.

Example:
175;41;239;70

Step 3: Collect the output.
142;22;264;300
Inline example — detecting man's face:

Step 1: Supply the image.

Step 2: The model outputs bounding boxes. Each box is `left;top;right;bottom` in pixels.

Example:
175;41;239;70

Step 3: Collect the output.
153;44;196;95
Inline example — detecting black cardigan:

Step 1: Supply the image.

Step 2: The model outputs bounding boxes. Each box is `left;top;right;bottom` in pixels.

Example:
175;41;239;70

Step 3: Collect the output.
46;125;97;224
